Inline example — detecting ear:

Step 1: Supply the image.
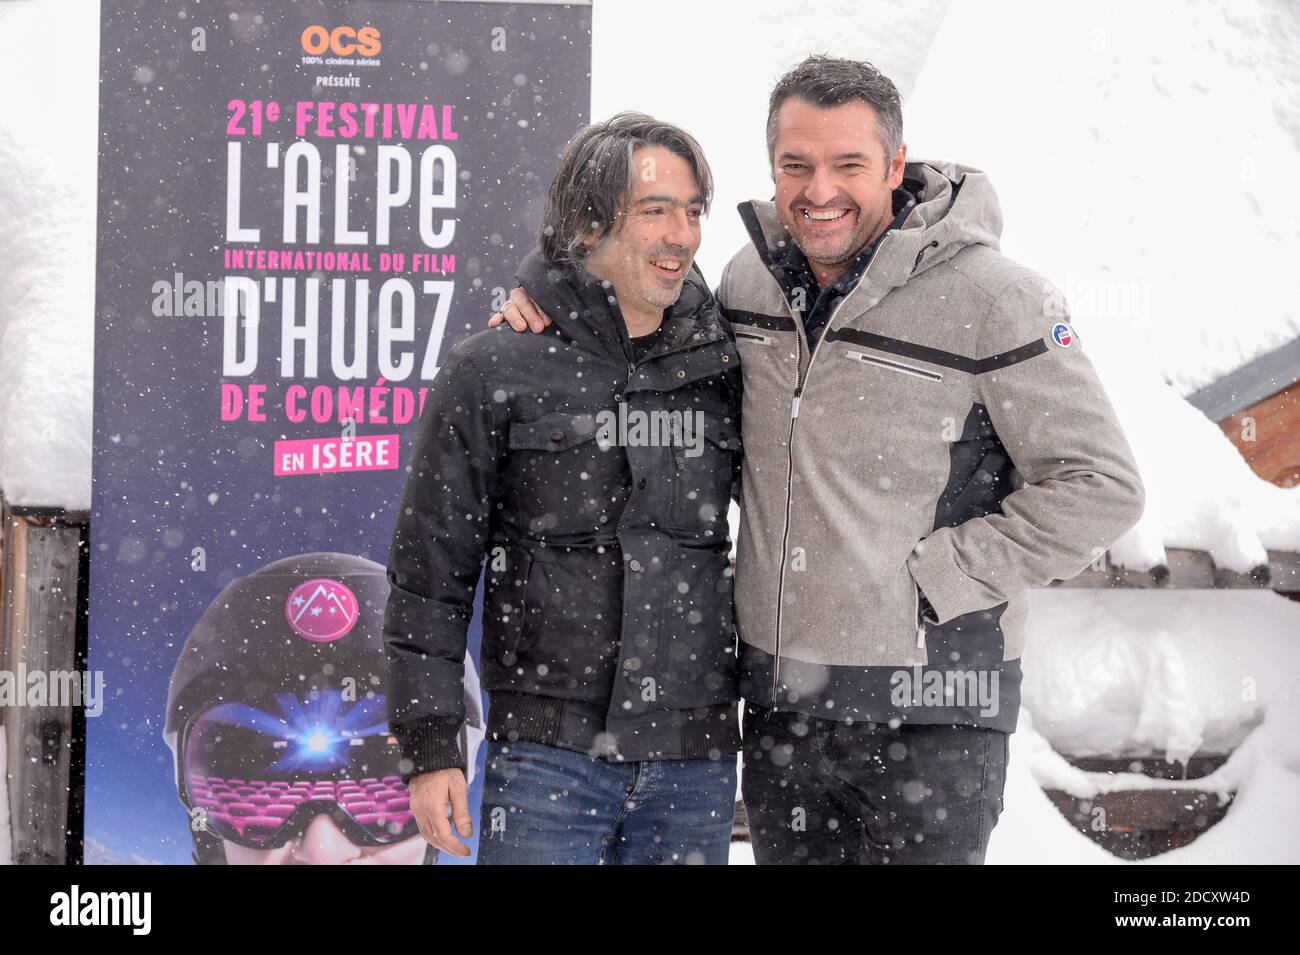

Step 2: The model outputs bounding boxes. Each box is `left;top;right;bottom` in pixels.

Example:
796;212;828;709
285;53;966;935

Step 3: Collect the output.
582;215;615;250
887;142;908;189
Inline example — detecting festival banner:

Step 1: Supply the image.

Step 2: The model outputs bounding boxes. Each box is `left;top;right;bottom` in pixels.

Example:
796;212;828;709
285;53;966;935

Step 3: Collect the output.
88;0;591;864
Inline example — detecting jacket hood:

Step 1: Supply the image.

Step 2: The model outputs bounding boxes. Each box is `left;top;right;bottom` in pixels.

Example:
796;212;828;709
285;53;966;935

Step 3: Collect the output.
741;159;1004;295
512;247;726;364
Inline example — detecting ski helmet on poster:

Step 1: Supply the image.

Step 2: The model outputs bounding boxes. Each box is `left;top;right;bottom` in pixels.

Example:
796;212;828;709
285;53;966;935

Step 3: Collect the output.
162;551;484;864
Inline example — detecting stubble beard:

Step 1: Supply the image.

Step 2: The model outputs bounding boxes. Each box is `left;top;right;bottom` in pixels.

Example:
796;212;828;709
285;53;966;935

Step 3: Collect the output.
797;201;889;273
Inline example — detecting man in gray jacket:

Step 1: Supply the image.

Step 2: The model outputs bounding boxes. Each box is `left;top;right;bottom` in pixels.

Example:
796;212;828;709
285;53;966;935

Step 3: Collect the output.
495;56;1144;865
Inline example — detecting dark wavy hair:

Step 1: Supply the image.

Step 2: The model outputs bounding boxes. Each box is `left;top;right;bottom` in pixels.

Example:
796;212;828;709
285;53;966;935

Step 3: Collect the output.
539;112;713;267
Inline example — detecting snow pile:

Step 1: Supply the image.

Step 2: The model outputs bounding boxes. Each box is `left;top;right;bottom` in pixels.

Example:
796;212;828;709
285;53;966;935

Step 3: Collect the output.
0;1;98;510
1023;589;1298;769
987;706;1300;865
1005;588;1300;864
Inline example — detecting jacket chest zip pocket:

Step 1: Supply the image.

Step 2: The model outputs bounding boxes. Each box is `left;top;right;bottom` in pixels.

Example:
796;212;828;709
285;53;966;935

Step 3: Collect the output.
734;330;776;347
844;348;944;382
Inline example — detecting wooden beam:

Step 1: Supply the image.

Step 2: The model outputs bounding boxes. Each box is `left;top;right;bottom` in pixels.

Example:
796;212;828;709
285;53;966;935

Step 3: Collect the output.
1043;788;1234;859
1052;548;1300;592
1;500;82;865
1044;788;1232;832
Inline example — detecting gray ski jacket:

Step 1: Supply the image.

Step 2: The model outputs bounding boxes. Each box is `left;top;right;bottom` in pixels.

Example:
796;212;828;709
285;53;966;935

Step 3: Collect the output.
718;159;1145;731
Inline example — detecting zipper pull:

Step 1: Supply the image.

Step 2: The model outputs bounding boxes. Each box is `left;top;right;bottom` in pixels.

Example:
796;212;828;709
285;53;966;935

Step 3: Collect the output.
916;620;927;649
790;387;803;419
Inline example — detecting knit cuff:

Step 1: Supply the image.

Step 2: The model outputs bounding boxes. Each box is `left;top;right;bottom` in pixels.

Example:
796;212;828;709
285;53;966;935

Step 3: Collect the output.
390;715;464;784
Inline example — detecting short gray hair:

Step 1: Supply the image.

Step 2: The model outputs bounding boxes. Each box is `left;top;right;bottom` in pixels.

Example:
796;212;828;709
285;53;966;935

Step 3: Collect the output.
766;55;904;166
539;112;713;268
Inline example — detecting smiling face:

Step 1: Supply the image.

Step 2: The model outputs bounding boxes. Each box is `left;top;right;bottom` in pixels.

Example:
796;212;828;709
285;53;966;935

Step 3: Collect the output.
582;144;705;329
772;97;907;285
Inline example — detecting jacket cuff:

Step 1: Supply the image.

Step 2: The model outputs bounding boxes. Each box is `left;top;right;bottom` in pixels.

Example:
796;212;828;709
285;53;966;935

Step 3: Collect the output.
906;529;1001;626
390;716;464;784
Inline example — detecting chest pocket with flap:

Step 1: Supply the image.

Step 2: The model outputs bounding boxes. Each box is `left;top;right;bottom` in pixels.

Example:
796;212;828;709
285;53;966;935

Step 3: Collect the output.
505;410;627;534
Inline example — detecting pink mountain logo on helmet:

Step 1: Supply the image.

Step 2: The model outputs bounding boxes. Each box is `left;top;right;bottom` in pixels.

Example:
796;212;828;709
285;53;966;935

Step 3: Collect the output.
285;578;360;642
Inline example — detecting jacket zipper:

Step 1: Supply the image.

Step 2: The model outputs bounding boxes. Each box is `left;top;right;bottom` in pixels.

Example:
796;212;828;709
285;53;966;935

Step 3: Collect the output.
914;581;926;650
769;234;894;702
770;329;803;702
613;307;730;718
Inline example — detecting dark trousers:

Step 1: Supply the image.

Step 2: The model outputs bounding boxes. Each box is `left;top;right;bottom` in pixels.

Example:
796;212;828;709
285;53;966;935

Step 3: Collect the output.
741;703;1009;864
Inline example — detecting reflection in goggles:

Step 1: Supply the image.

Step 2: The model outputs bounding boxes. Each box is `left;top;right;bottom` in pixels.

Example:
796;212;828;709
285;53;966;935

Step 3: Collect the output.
183;691;417;847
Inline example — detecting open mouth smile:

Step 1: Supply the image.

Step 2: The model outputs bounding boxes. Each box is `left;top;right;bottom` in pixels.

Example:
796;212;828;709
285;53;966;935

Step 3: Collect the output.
801;207;855;223
650;258;684;276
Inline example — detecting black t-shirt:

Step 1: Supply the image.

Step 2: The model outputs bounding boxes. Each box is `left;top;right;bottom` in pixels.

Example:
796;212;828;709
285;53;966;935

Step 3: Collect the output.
630;323;665;363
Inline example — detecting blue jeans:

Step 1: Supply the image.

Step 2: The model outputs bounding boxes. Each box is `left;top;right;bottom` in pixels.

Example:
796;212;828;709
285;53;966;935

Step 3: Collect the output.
475;740;736;865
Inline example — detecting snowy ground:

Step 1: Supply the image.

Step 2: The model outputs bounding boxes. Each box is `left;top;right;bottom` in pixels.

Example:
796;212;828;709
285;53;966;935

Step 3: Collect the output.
1013;589;1300;864
2;0;1299;863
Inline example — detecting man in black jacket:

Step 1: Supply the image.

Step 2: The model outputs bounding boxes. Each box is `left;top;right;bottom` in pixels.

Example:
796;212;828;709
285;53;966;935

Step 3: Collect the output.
382;113;743;864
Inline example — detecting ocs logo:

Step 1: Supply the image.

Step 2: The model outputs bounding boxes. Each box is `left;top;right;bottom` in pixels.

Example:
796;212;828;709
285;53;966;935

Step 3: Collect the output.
300;24;382;57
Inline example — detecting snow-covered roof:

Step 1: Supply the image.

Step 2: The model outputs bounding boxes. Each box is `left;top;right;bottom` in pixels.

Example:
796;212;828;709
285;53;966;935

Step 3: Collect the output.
1185;336;1300;421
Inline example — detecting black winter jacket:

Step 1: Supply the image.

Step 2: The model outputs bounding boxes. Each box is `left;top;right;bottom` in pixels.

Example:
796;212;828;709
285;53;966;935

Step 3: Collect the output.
383;248;743;782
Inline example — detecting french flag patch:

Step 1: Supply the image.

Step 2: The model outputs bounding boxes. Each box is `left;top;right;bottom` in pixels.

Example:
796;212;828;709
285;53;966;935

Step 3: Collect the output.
1051;322;1074;348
